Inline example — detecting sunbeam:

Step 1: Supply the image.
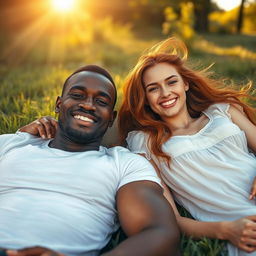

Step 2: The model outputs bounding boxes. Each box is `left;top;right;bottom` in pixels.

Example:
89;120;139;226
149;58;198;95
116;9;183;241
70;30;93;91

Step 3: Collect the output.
52;0;76;13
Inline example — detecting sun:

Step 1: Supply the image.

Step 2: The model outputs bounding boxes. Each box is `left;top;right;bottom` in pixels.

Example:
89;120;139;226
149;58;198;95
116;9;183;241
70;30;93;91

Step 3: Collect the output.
52;0;76;12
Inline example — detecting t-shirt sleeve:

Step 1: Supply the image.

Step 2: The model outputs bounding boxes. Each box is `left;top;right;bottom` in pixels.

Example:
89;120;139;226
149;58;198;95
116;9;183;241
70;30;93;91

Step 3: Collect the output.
117;149;161;190
126;131;152;160
204;103;231;120
0;134;15;156
0;132;42;157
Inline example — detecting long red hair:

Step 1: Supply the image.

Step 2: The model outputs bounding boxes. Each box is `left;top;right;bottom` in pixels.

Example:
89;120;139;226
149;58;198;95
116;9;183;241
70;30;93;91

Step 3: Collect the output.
118;37;256;165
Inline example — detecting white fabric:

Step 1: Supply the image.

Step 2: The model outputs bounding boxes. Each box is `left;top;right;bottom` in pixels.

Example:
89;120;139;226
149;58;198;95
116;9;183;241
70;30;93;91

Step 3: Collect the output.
0;132;160;256
127;103;256;256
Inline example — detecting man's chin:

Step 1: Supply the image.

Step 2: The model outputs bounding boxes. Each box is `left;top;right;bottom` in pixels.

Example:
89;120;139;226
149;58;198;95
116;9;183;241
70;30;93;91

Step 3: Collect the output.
59;120;108;145
68;132;97;144
65;128;104;145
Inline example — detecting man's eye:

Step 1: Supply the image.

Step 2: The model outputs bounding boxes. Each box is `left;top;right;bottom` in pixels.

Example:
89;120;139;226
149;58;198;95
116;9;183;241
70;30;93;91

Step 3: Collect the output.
96;99;108;106
70;93;83;98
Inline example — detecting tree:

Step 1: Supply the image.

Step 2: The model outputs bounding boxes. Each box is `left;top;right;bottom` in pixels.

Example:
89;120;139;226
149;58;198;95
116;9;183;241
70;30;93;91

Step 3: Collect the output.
191;0;211;32
237;0;246;33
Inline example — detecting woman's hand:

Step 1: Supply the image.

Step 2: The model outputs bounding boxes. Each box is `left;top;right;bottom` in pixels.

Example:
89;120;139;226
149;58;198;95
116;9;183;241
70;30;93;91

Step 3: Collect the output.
221;216;256;253
19;116;58;139
249;177;256;200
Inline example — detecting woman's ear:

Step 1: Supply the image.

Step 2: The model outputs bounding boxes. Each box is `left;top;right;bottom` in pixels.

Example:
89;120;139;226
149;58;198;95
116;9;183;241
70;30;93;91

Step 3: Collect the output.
55;96;61;113
184;82;189;91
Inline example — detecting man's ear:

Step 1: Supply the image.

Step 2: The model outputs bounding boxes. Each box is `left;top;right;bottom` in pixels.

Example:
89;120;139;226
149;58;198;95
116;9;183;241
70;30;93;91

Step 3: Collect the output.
109;110;117;127
55;96;62;113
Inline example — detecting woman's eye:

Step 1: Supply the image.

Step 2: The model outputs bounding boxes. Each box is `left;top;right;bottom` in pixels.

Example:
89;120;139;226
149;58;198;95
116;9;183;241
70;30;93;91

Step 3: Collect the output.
148;87;158;92
167;80;177;85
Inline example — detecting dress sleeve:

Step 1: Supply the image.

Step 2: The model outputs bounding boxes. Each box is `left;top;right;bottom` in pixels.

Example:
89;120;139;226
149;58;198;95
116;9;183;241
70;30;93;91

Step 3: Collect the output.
126;131;152;160
204;103;231;120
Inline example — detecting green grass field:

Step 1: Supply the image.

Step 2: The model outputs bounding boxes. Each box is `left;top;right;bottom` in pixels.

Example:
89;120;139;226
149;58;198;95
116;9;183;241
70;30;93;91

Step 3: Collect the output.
0;31;255;255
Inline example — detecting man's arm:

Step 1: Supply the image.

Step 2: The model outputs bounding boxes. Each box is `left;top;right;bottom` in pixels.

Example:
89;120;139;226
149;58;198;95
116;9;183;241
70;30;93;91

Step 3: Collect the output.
102;180;180;256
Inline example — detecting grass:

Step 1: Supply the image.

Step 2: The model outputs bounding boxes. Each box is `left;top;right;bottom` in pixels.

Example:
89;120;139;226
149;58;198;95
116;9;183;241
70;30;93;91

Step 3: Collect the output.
190;34;256;84
178;206;228;256
0;28;255;255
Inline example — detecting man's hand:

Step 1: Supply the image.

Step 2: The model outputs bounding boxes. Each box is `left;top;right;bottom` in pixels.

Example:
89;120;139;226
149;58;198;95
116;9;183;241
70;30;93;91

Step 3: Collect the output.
6;247;64;256
19;116;58;139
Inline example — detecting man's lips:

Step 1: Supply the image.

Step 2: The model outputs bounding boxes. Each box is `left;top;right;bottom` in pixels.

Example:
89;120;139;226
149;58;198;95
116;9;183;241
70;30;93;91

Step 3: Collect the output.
72;111;98;123
159;98;177;107
74;115;94;123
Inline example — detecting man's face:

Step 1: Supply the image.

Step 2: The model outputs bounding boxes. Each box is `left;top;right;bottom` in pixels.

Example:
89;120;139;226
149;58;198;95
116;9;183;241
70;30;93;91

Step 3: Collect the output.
56;71;117;144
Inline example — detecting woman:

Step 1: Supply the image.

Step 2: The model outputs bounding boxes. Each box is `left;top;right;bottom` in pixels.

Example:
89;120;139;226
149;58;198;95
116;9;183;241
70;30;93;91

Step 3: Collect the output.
118;37;256;256
20;38;256;255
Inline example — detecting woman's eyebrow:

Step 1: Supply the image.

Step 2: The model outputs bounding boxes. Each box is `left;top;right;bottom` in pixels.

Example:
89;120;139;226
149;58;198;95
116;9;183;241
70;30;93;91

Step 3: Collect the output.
164;75;178;81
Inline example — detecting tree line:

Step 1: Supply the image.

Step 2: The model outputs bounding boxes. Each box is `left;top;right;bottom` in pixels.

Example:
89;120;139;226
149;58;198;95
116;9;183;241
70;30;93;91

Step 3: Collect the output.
0;0;254;34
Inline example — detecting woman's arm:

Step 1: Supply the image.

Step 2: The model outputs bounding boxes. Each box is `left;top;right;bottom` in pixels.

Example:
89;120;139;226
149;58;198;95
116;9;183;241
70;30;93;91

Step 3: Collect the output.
144;156;256;253
178;215;256;252
228;104;256;199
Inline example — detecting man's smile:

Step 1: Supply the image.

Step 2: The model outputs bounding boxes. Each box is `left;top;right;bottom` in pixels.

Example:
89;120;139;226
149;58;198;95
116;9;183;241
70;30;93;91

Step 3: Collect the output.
71;110;98;124
74;115;94;123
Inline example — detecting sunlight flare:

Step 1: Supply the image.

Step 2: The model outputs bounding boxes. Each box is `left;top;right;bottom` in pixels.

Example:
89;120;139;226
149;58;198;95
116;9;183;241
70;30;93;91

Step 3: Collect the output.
52;0;76;12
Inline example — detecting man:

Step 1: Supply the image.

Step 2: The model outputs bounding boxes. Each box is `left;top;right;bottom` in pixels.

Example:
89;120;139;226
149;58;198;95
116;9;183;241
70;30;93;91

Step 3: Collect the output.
0;65;180;256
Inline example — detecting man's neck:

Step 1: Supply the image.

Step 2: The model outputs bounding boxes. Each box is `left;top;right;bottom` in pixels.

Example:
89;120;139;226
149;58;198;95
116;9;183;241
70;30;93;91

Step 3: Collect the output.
49;133;101;152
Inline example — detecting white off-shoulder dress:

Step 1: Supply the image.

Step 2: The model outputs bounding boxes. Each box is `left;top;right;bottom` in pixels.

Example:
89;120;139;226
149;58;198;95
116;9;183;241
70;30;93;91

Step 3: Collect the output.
126;103;256;256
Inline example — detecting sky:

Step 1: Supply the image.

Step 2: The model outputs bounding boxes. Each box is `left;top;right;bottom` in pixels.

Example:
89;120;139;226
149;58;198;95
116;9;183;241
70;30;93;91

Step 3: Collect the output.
212;0;241;11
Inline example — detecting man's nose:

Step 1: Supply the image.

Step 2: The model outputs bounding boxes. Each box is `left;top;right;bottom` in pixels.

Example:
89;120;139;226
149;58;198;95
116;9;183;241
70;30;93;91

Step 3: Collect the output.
78;98;96;110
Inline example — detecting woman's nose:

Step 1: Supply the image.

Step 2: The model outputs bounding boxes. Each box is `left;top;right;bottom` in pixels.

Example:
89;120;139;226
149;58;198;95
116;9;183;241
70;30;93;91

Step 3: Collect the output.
161;85;171;97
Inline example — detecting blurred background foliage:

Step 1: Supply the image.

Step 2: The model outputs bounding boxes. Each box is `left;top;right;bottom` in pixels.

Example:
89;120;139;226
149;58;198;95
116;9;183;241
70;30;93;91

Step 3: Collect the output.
0;1;255;253
1;0;256;67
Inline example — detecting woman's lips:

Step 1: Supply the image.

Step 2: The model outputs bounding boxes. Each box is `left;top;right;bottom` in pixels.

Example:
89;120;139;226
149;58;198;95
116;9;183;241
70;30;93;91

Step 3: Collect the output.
160;98;177;108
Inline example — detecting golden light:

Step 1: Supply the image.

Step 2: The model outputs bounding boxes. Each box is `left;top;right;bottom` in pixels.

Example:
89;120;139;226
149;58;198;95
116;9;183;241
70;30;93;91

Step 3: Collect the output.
52;0;76;12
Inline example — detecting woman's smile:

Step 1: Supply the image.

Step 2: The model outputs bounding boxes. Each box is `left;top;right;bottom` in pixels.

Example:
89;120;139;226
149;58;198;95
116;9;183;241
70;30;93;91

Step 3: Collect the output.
143;62;189;121
159;97;178;108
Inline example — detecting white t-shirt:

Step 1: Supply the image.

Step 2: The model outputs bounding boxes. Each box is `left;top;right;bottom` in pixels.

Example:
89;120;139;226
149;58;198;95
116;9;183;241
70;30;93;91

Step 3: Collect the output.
127;103;256;256
0;132;160;256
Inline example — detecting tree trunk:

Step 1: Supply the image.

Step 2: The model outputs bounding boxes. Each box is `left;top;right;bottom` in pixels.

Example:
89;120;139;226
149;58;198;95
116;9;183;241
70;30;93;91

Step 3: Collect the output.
193;0;211;33
237;0;246;33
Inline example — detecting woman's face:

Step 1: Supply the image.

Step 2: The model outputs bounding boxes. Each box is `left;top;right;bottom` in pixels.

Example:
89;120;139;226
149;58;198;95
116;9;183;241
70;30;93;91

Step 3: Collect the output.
143;62;189;122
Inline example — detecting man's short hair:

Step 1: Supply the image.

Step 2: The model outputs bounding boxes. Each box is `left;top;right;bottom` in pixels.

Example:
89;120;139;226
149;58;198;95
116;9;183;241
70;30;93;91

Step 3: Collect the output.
62;65;117;106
